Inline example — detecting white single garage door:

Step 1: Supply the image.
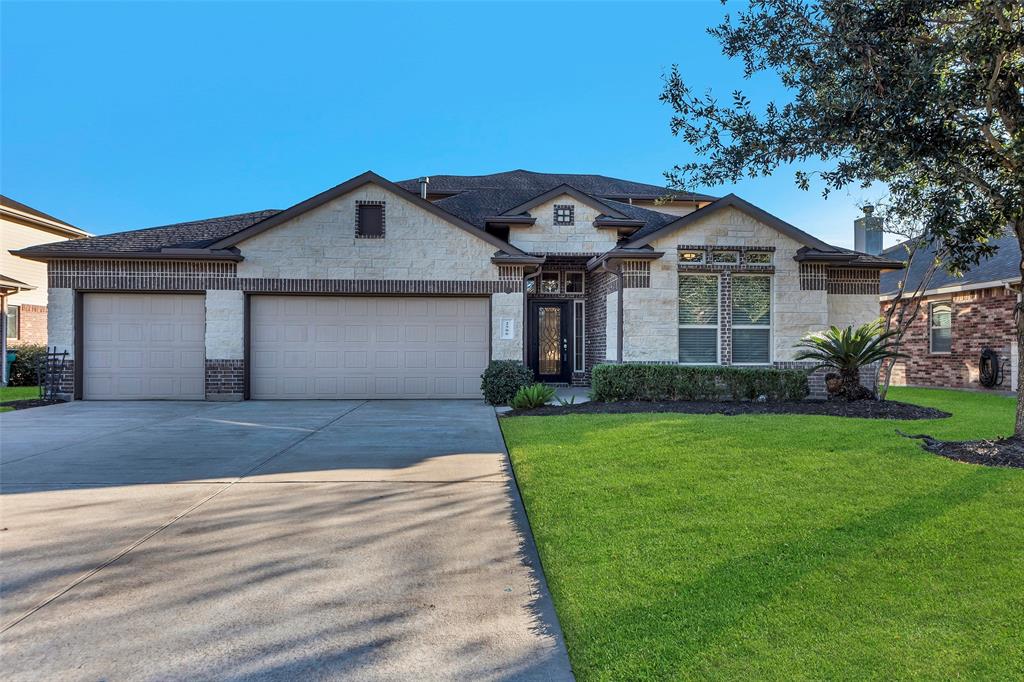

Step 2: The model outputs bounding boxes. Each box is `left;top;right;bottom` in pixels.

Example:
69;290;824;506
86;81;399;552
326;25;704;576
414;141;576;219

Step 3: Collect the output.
82;293;206;400
251;296;489;399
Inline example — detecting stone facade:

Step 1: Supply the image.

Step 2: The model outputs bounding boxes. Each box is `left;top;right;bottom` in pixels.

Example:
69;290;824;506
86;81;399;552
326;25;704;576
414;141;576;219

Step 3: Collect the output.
882;286;1017;390
39;183;886;399
236;185;501;281
508;195;619;254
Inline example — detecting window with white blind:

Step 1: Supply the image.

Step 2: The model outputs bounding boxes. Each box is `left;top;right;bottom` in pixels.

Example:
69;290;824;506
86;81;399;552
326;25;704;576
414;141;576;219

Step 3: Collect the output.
732;275;772;364
930;302;952;353
678;274;719;363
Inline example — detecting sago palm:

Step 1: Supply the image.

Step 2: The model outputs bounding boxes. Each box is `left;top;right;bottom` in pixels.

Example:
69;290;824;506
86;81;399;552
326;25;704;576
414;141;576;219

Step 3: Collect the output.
794;321;905;400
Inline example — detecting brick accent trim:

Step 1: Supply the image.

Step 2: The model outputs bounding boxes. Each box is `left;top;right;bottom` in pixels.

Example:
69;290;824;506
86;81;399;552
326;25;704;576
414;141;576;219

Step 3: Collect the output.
205;359;244;400
48;260;522;294
7;303;47;346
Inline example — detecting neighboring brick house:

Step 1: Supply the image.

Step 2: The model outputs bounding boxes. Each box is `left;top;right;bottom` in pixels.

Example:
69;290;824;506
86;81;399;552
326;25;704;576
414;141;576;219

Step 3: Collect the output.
11;170;897;401
1;195;89;383
881;229;1020;393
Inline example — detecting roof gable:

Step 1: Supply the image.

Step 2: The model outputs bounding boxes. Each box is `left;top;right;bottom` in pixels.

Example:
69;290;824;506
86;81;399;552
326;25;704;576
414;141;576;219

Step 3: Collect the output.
625;193;835;251
496;185;631;220
210;171;525;255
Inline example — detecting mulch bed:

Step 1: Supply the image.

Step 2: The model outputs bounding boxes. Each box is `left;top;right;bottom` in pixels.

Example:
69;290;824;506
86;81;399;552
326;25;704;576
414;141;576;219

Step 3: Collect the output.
0;398;64;411
502;399;950;420
902;433;1024;469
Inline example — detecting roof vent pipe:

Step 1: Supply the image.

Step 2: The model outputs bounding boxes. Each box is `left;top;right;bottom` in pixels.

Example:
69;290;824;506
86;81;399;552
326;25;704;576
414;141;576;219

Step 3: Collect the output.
418;177;430;199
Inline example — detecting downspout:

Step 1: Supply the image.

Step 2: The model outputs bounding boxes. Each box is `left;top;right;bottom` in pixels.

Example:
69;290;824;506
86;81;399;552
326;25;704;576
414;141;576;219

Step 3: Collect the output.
523;267;542;364
597;262;624;363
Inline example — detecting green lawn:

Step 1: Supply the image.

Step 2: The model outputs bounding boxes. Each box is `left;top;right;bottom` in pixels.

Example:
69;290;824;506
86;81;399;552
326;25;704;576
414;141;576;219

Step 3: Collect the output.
502;388;1023;680
0;385;40;402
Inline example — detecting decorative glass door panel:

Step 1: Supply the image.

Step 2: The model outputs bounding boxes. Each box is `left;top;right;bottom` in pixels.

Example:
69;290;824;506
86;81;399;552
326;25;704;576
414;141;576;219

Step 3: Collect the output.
528;300;572;382
538;306;562;375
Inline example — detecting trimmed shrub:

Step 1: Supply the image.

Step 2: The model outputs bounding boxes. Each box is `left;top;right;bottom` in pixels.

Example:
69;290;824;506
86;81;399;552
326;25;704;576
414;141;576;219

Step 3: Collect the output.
510;383;557;410
480;360;535;406
590;363;809;402
7;344;47;388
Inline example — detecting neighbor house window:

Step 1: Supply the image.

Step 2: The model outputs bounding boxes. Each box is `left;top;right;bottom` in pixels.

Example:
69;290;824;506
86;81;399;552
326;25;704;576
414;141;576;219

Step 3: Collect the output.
930;302;952;353
678;274;719;363
554;204;574;225
679;250;705;264
711;250;739;264
540;271;561;294
732;275;772;364
355;201;385;238
564;271;585;294
574;300;585;372
5;305;19;340
745;251;773;265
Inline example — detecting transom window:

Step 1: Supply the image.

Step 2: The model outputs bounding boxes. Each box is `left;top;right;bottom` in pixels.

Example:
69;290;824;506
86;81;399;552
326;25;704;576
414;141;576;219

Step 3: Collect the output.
540;271;561;293
564;271;585;294
711;250;739;264
678;274;719;363
732;275;772;364
679;250;705;264
930;302;952;353
355;201;385;238
553;204;574;225
745;251;773;265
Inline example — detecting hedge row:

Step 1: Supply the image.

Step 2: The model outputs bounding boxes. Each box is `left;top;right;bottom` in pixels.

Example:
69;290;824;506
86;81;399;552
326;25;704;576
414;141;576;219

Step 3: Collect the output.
5;344;47;388
590;363;809;402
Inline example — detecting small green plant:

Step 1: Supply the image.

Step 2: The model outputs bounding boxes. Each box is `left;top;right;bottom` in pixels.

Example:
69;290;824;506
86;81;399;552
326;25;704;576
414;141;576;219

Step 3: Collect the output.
480;360;535;406
557;395;576;407
510;383;557;410
794;321;905;400
6;344;47;388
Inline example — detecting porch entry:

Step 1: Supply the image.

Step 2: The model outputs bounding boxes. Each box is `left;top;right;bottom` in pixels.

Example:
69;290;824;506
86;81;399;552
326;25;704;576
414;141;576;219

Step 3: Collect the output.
528;300;573;383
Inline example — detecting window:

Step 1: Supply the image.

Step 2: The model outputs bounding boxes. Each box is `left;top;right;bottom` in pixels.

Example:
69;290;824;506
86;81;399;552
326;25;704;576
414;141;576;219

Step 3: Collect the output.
930;302;952;353
565;271;585;294
711;250;739;264
5;305;19;340
732;275;772;364
525;278;537;294
574;300;585;372
554;204;574;225
355;201;385;238
540;271;561;294
679;250;705;264
745;251;773;265
622;260;651;288
678;275;719;363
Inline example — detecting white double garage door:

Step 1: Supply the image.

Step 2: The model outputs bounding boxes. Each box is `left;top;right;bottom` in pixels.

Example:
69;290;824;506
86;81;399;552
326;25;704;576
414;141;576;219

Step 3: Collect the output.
82;293;489;400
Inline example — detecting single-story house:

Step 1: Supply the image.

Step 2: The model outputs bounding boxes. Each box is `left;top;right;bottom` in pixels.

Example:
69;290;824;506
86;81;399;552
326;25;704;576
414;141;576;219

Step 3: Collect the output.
11;170;898;401
880;229;1020;392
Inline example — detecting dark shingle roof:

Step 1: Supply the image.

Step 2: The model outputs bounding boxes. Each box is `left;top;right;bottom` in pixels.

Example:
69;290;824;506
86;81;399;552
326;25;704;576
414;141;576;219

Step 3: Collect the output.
16;210;279;255
880;229;1020;295
397;170;718;203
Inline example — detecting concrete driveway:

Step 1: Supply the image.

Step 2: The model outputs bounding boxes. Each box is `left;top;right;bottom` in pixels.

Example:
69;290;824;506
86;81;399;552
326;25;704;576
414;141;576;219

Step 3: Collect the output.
0;400;572;681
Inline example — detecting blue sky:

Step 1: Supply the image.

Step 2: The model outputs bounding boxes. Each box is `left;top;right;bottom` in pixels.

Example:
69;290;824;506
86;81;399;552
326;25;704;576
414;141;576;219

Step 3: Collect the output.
2;1;879;247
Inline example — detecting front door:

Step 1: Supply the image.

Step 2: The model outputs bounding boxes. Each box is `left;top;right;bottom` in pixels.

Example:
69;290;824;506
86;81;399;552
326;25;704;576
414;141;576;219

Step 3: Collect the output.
528;301;572;382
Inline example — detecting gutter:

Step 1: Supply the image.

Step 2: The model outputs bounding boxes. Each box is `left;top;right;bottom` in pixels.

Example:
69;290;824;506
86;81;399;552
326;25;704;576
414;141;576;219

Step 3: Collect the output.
880;276;1023;301
10;249;245;262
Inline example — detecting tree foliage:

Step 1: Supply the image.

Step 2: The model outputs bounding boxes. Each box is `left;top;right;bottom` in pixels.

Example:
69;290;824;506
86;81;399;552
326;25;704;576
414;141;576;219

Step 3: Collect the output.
662;0;1023;423
661;0;1022;273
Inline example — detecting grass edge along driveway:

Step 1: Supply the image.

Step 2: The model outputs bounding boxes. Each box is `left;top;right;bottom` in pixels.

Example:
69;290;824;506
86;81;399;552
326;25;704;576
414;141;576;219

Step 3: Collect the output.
501;388;1023;681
